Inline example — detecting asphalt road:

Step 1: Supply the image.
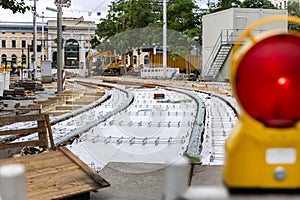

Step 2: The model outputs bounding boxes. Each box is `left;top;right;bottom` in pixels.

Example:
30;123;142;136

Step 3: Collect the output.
91;164;300;200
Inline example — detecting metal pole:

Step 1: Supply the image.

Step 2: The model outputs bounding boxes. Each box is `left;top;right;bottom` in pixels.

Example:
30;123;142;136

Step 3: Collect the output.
21;49;24;81
27;45;30;69
163;0;167;79
33;0;37;80
87;23;90;76
42;12;45;61
57;6;63;92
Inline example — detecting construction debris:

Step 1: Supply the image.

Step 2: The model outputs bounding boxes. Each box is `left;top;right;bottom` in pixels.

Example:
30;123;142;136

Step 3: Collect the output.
154;93;165;99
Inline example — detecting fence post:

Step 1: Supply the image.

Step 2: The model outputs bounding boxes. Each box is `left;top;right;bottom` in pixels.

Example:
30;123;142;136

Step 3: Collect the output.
0;164;27;200
164;157;189;200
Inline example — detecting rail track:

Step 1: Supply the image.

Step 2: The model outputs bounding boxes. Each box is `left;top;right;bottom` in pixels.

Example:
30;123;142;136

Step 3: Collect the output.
0;77;239;170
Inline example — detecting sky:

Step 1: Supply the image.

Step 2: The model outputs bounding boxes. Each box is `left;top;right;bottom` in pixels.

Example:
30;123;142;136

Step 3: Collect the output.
0;0;207;24
0;0;111;23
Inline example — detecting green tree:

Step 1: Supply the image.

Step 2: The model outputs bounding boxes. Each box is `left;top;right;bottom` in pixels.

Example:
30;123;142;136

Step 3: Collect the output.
241;0;276;9
209;0;276;13
167;0;202;40
1;0;30;13
287;0;300;30
90;0;202;75
92;0;158;45
91;0;204;47
208;0;241;13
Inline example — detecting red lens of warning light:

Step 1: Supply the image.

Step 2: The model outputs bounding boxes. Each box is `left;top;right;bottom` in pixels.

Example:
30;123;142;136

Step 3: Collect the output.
236;34;300;128
277;77;288;86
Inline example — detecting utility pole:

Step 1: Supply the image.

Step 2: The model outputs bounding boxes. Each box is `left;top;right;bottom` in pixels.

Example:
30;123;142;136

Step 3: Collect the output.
42;12;45;61
33;0;37;80
163;0;167;79
55;0;71;92
87;24;91;76
21;49;24;81
57;5;63;92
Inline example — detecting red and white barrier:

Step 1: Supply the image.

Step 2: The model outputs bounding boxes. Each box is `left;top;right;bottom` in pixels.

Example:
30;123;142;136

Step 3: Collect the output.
62;69;66;90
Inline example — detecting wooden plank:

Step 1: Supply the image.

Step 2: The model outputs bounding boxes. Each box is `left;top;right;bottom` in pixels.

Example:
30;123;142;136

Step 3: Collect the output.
26;166;99;199
24;155;107;199
45;114;55;150
55;105;81;110
0;127;45;136
37;119;48;149
0;143;110;199
13;152;71;171
0;140;47;150
26;164;79;184
28;183;97;200
0;114;45;126
59;147;110;187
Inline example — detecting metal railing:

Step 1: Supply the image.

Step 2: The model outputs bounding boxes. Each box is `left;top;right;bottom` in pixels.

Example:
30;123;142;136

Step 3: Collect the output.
203;29;265;77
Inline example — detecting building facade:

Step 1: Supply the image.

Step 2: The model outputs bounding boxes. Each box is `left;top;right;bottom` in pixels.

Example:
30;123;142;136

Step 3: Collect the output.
202;8;288;81
273;0;288;9
0;19;96;70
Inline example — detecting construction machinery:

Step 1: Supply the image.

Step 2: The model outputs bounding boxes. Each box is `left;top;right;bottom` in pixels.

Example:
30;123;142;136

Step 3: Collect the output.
86;51;122;76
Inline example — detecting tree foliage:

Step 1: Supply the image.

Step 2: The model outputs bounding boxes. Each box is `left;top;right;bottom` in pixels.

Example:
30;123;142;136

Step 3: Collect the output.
167;0;202;39
209;0;276;13
241;0;276;9
208;0;241;13
91;0;204;48
287;0;300;30
0;0;30;13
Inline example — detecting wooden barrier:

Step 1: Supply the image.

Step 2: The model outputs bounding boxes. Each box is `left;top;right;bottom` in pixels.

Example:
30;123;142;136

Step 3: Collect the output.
0;114;110;199
0;114;55;151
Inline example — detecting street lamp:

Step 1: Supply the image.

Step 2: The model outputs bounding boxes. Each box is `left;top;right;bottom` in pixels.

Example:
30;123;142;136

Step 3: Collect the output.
46;5;63;92
163;0;167;79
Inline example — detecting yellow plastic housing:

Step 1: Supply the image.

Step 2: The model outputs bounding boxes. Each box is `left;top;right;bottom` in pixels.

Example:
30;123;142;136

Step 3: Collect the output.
223;16;300;189
224;113;300;188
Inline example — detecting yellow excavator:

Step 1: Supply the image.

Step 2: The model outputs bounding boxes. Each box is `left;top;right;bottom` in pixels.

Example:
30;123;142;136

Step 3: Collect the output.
86;51;122;76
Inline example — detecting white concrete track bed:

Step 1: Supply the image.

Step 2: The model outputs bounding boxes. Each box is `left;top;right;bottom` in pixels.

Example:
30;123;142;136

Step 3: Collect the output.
69;87;197;172
197;92;238;165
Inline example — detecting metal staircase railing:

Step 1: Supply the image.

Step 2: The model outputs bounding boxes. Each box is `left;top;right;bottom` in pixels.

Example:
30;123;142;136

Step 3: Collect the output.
203;29;241;80
203;29;266;81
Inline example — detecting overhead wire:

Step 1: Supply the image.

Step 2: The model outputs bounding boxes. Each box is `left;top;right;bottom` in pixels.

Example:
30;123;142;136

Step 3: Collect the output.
65;0;109;16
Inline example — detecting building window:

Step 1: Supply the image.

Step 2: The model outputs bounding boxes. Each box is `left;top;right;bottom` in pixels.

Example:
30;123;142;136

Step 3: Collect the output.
22;40;26;48
284;1;287;9
144;55;149;65
1;40;6;48
22;54;26;65
133;55;137;65
1;54;7;64
11;54;17;64
64;39;79;67
11;40;16;48
41;55;46;61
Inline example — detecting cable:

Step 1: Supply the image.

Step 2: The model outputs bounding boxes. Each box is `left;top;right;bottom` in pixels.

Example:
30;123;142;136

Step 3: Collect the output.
91;0;108;13
65;0;108;16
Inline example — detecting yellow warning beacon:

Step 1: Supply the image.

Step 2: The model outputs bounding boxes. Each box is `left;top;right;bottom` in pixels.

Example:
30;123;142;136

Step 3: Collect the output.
223;16;300;190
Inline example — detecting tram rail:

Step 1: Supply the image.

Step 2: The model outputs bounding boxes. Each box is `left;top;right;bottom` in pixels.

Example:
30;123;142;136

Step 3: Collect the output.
0;77;238;167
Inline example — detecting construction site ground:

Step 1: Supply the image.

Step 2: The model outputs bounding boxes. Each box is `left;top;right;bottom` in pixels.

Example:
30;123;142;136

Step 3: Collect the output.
1;75;299;200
